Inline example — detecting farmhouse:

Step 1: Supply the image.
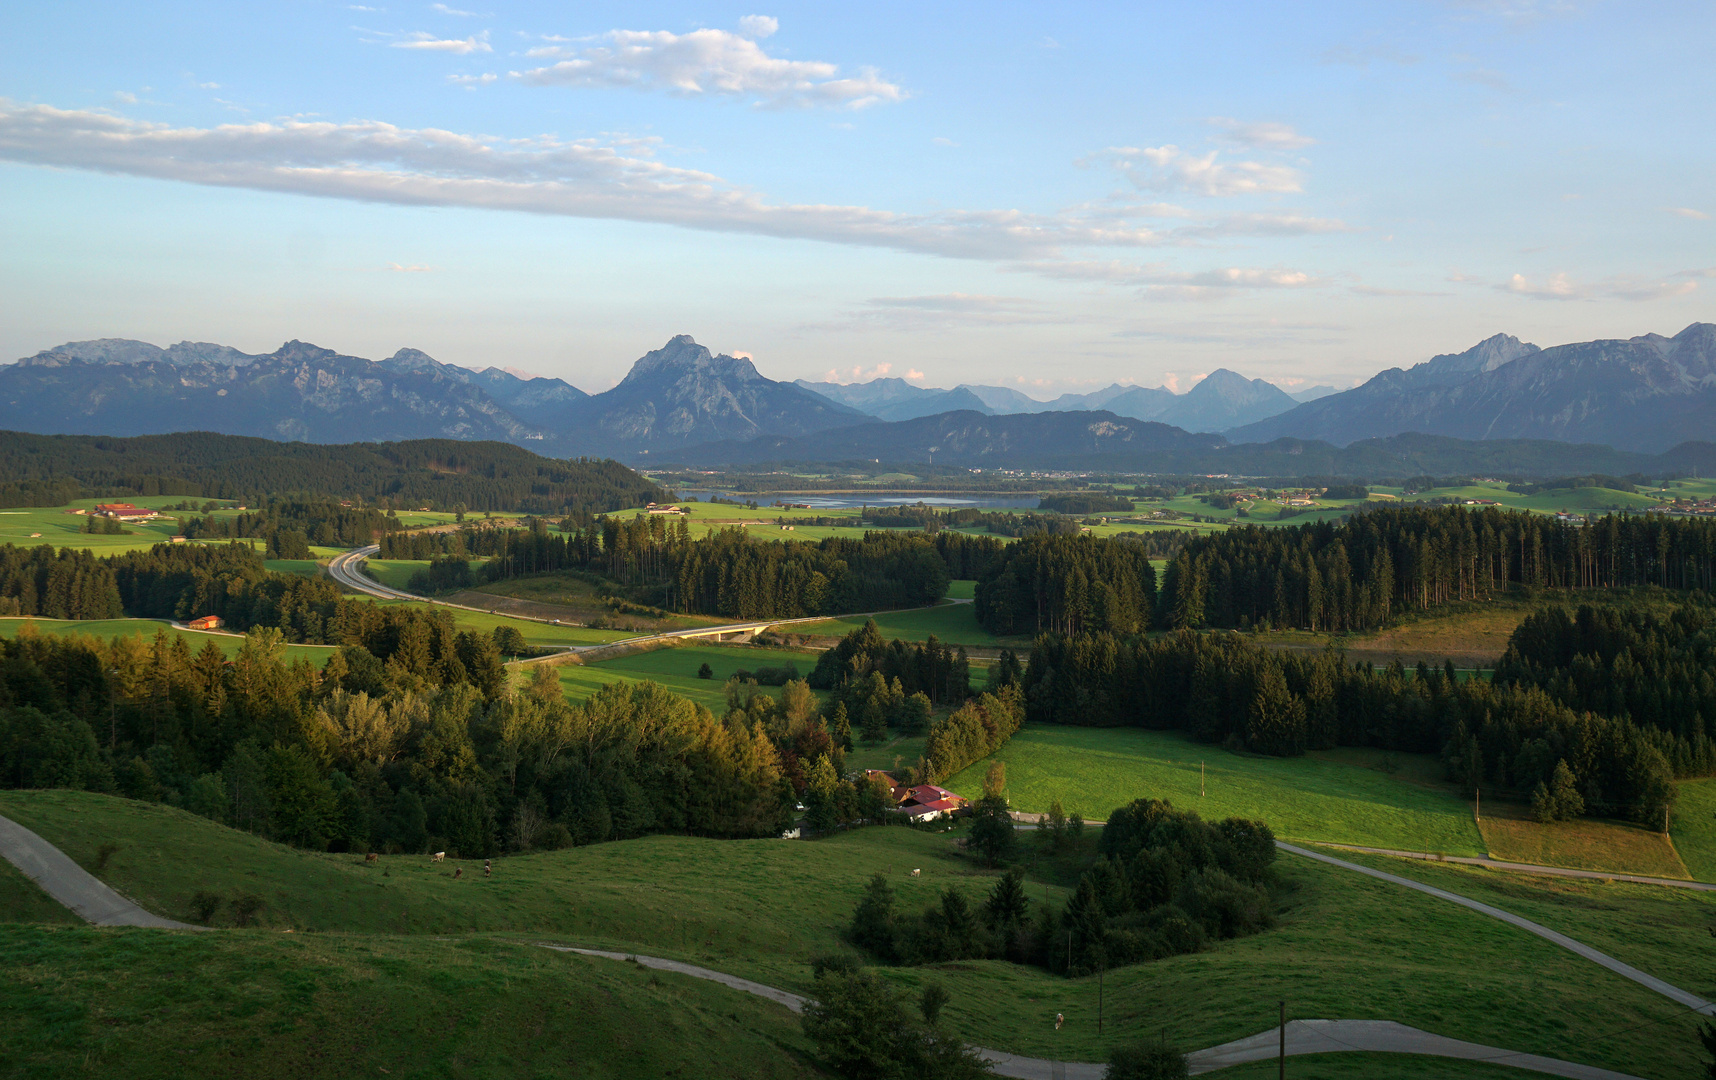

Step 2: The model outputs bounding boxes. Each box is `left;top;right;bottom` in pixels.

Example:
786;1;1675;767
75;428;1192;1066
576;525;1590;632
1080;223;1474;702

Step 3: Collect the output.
92;503;163;522
892;783;969;822
187;615;224;631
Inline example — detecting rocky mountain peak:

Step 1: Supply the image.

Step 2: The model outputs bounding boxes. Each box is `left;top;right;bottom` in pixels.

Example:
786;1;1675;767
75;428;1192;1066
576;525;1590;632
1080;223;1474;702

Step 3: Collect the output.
617;336;763;388
270;340;340;365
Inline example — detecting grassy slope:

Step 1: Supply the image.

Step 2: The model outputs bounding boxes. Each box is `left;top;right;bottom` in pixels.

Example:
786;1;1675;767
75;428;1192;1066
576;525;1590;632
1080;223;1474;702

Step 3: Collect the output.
796;602;1023;648
560;643;825;712
0;618;338;661
0;857;79;926
1478;802;1689;880
942;726;1487;856
363;600;631;648
1671;779;1716;883
0;927;819;1080
0;791;1703;1075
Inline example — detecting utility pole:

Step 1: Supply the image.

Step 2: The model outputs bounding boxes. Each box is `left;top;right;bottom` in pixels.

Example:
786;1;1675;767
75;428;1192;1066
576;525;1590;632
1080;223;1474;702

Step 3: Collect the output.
1201;762;1205;797
1475;788;1481;823
1098;959;1104;1034
1279;1000;1286;1080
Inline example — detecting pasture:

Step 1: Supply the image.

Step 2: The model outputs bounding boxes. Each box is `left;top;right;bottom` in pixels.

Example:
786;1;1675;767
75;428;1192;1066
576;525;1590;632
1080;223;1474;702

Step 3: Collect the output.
0;789;1703;1077
557;642;824;712
796;602;1022;648
943;725;1486;856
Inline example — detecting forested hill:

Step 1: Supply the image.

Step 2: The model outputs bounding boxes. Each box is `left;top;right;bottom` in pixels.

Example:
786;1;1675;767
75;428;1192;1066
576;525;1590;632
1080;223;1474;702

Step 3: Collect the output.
0;431;665;514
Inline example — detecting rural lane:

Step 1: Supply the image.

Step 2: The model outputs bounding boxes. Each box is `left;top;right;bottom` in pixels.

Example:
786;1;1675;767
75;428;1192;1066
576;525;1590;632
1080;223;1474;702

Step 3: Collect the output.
1280;842;1716;1015
326;544;948;661
1308;840;1716;892
0;812;201;929
541;946;1644;1080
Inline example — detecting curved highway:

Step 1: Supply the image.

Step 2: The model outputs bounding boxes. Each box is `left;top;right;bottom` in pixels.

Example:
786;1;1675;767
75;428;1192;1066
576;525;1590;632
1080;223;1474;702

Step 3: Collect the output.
326;545;894;658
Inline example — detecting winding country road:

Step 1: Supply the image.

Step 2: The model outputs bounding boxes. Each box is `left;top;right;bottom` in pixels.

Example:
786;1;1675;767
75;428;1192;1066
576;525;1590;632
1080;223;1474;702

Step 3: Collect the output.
327;544;937;661
541;946;1645;1080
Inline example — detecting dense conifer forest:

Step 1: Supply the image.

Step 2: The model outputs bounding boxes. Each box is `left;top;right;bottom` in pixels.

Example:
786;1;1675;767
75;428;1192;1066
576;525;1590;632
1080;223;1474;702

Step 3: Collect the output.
0;431;664;514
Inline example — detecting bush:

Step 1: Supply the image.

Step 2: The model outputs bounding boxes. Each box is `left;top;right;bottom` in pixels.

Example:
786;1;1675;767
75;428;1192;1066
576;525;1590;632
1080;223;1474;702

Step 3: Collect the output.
230;891;266;927
189;890;223;925
697;662;713;679
1106;1039;1189;1080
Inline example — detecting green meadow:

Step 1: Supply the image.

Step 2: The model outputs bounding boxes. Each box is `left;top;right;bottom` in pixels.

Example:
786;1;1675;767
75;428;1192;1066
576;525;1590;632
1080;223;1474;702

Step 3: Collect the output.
796;601;1021;648
558;642;825;712
942;725;1486;856
0;789;1703;1078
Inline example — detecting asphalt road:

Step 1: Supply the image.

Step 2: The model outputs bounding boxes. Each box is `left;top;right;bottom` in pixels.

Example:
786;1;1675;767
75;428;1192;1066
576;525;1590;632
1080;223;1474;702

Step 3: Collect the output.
0;811;201;929
541;946;1644;1080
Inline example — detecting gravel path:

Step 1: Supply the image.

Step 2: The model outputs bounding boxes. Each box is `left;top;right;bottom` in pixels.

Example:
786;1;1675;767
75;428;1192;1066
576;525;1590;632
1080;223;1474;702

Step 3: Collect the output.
0;811;201;929
540;945;1644;1080
1279;842;1714;1014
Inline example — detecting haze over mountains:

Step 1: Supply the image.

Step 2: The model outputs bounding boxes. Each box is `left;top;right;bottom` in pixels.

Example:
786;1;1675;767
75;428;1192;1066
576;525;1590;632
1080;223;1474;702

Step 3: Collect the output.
2;323;1711;471
797;368;1297;431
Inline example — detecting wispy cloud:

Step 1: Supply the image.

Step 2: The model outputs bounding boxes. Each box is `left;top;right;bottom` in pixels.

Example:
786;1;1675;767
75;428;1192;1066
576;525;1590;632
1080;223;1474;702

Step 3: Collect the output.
0;102;1197;263
1667;207;1709;220
385;262;437;272
392;31;490;53
1206;117;1315;150
1098;145;1302;197
1500;271;1698;301
431;3;488;16
514;22;903;109
808;294;1069;334
1320;40;1419;68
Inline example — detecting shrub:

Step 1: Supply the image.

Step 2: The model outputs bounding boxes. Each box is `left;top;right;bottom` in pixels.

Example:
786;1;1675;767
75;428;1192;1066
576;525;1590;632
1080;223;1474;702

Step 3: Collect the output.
1106;1039;1189;1080
230;891;266;927
189;890;223;925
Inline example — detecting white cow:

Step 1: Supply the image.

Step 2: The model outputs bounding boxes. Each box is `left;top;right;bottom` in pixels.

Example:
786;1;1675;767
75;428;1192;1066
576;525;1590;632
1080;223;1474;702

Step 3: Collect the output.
431;851;446;862
910;868;920;877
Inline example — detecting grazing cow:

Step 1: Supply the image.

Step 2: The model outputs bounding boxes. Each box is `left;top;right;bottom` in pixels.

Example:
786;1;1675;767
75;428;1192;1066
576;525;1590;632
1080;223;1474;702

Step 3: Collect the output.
1055;1012;1064;1031
453;867;463;879
365;852;378;864
431;851;446;862
484;860;492;878
910;868;920;877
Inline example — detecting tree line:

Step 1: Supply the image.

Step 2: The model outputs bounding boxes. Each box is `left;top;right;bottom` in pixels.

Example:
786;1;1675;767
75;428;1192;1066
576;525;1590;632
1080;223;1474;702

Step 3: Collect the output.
1021;600;1704;827
0;618;796;860
1158;505;1716;633
0;430;665;514
0;545;123;620
975;534;1159;636
179;499;404;552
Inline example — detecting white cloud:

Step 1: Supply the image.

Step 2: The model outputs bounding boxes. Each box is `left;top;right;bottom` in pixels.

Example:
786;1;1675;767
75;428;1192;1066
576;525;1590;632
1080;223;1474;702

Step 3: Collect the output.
1101;145;1302;197
1501;271;1698;301
431;4;487;16
1206;117;1314;150
198;82;220;90
514;24;903;109
448;72;498;87
0;101;1190;263
904;369;926;380
932;136;958;147
737;15;779;39
386;262;437;272
392;31;490;53
1667;207;1709;220
114;91;138;105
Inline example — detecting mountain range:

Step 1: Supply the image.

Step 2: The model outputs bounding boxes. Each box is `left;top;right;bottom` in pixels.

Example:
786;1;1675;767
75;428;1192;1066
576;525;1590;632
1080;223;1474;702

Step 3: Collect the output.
796;367;1297;431
1231;325;1716;453
2;323;1711;471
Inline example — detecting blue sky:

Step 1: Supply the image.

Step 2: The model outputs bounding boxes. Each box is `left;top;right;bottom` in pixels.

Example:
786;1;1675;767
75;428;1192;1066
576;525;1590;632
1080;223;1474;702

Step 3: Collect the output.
2;1;1711;396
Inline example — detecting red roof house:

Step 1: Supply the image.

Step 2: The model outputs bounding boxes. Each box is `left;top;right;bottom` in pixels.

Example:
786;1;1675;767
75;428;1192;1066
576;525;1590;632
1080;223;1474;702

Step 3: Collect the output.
187;615;224;631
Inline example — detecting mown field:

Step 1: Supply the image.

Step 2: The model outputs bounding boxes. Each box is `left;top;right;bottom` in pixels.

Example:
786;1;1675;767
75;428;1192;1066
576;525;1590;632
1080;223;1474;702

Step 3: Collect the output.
944;725;1486;855
0;790;1703;1077
1671;779;1716;883
795;602;1021;648
0;617;338;661
558;642;826;712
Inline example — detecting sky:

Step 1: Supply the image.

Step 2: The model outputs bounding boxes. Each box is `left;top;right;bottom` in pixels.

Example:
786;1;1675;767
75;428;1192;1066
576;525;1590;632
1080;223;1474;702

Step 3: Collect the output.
1;1;1712;398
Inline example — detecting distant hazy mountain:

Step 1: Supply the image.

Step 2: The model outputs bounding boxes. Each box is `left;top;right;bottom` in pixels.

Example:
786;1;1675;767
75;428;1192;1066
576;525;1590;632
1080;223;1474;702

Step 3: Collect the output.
810;368;1295;433
1230;326;1716;453
560;335;869;452
1;339;548;444
1290;385;1338;403
672;409;1227;468
379;347;587;426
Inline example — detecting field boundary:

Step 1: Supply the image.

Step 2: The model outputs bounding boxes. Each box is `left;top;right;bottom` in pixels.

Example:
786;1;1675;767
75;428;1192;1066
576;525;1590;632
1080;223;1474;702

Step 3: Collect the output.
1297;840;1716;892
